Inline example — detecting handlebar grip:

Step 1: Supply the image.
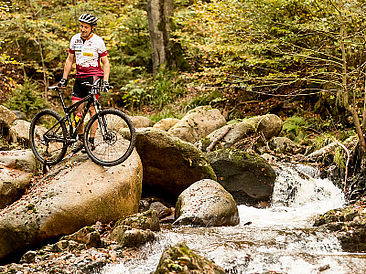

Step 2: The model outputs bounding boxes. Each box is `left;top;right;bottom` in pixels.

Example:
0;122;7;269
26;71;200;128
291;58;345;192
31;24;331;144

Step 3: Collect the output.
81;82;93;87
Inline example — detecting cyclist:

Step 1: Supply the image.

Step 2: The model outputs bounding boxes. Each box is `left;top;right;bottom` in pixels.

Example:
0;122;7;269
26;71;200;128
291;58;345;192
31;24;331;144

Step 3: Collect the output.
58;13;110;153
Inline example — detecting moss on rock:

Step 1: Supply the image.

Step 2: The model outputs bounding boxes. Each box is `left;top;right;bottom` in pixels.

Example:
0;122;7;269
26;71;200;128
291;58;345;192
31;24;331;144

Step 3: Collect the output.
154;242;225;273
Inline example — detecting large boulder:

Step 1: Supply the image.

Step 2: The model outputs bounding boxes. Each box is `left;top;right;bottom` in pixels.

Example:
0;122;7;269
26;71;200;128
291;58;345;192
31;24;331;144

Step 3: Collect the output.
168;106;226;143
130;115;154;128
0;168;33;210
196;114;283;151
256;114;283;140
155;242;225;274
110;210;160;247
135;128;216;201
0;150;37;209
206;149;276;205
0;105;17;126
174;179;239;227
314;205;366;252
269;136;302;154
0;150;142;261
0;150;37;173
153;118;180;131
196;120;256;151
9;120;31;146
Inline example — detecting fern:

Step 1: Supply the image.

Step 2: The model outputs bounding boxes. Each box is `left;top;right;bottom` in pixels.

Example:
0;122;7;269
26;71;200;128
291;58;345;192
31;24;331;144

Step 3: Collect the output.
283;116;306;136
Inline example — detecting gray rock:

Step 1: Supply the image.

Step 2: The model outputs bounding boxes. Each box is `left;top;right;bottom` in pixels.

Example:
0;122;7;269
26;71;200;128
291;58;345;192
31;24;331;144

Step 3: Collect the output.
9;120;31;146
0;149;142;261
135;128;216;200
153;118;180;131
0;150;36;209
19;250;37;264
129;115;154;128
0;105;17;126
0;167;32;209
149;201;172;219
196;114;283;151
196;120;256;151
112;209;161;232
174;179;239;227
0;150;37;173
256;114;283;140
119;228;156;247
61;225;103;248
155;242;225;273
206;149;276;205
269;136;300;154
11;110;26;120
110;210;160;247
168;106;226;143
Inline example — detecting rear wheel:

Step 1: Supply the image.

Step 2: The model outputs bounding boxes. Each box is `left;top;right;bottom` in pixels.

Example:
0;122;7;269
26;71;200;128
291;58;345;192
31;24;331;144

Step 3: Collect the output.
84;109;136;166
29;109;68;165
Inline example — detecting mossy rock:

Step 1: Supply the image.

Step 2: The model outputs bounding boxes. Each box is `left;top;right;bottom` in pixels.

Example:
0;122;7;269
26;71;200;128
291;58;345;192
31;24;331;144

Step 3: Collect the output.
154;242;225;274
314;205;366;252
113;209;160;232
206;149;275;205
135;128;216;201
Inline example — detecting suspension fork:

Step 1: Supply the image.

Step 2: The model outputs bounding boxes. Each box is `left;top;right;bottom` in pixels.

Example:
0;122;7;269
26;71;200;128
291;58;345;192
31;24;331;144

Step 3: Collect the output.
97;111;109;139
93;97;109;140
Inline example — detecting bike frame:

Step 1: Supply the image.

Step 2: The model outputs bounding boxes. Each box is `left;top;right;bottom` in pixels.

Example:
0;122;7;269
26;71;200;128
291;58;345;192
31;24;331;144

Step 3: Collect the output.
48;84;102;145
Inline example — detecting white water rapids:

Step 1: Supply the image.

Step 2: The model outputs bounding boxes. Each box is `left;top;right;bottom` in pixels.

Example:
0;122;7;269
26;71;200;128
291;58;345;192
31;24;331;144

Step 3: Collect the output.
102;163;366;273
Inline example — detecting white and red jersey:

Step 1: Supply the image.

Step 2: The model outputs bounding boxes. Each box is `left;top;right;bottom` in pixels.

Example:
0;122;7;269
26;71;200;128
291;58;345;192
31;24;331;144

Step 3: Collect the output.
69;33;108;78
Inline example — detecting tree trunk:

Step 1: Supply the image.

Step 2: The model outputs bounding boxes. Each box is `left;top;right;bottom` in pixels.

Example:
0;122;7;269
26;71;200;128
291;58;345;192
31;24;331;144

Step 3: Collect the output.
337;3;366;152
147;0;173;74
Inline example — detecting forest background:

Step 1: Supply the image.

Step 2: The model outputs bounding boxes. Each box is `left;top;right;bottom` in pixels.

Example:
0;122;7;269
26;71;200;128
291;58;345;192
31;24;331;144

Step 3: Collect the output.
2;0;366;158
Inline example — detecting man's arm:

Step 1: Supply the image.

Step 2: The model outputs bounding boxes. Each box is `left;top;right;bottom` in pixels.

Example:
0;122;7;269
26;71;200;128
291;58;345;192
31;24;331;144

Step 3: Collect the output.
62;53;75;80
101;55;110;82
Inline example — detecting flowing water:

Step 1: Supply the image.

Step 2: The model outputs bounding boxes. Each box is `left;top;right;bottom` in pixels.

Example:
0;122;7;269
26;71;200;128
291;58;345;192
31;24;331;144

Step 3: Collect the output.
102;163;366;273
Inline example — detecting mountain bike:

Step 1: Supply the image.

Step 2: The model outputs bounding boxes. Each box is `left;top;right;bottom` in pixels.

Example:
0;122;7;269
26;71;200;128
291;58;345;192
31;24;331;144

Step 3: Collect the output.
29;79;136;167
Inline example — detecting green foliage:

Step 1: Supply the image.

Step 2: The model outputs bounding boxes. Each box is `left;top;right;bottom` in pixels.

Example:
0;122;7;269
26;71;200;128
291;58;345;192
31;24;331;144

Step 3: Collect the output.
120;69;184;111
282;115;307;141
121;79;149;110
0;0;151;85
4;79;49;120
184;89;224;111
148;106;185;122
173;0;366;122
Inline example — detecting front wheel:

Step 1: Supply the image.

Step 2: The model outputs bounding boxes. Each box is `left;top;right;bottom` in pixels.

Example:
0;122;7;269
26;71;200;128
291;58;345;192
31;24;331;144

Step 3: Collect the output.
29;109;68;165
84;109;136;166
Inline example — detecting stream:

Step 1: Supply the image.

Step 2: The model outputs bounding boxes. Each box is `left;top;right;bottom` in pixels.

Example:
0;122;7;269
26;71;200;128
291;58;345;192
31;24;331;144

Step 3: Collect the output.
101;163;366;273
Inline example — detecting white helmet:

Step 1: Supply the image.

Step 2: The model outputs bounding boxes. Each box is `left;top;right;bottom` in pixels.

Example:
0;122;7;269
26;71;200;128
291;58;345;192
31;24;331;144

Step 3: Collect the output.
78;14;98;26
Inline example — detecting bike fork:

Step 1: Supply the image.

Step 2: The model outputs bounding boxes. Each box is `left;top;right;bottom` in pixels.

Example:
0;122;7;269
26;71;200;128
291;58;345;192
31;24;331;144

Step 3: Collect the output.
98;114;109;140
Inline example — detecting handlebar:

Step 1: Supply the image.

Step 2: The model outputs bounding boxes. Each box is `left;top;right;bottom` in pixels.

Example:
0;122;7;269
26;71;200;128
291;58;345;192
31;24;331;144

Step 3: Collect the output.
81;81;113;90
47;82;113;91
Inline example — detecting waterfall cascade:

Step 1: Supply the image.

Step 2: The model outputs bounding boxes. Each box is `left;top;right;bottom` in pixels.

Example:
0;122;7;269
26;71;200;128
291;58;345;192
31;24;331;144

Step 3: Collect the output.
102;163;366;274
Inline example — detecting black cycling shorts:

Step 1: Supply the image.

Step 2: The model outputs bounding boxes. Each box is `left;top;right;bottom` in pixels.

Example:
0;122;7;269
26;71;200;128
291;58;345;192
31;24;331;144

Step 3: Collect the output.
72;76;101;100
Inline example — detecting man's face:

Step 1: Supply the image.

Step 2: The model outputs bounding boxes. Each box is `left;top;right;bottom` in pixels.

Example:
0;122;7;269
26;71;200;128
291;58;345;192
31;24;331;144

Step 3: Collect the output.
80;22;93;39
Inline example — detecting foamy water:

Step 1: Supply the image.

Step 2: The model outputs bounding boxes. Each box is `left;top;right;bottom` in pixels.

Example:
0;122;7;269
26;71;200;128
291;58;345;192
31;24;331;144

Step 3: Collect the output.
102;163;366;274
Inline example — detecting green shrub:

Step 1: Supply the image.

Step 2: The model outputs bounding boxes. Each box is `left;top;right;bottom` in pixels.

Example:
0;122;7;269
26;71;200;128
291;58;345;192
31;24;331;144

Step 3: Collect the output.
120;69;185;112
183;89;224;111
4;79;49;120
282;116;307;141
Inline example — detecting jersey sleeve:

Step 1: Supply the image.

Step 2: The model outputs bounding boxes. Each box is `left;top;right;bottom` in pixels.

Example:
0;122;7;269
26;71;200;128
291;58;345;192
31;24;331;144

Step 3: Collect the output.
98;38;108;57
69;35;76;54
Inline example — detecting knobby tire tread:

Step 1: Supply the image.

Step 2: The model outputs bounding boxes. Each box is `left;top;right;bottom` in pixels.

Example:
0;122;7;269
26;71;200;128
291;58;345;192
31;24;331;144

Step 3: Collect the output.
84;109;136;166
29;109;68;165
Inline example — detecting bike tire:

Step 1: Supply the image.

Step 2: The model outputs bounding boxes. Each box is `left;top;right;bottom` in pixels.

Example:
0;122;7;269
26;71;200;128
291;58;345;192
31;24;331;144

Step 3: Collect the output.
84;109;136;166
29;109;68;165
